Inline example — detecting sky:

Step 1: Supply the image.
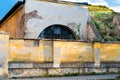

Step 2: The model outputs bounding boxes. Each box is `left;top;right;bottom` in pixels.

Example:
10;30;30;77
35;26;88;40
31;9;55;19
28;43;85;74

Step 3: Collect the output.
0;0;120;20
89;0;120;13
63;0;120;13
0;0;18;20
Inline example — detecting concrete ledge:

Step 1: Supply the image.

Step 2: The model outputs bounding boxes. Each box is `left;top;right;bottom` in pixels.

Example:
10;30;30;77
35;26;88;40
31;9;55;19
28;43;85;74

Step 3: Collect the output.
101;62;120;67
60;62;94;68
9;62;120;68
9;62;53;69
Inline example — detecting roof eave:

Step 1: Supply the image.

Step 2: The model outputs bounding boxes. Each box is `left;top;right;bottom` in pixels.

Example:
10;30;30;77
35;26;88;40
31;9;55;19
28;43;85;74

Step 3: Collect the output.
0;1;25;26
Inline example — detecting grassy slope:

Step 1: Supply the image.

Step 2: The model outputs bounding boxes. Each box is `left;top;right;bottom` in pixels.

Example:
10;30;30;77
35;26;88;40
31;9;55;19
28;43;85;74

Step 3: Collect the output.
88;5;114;12
88;5;120;41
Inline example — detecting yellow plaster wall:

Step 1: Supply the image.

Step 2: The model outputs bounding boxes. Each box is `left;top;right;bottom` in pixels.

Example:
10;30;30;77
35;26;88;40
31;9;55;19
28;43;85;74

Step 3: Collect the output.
8;40;120;63
54;41;94;63
94;42;120;62
9;40;53;62
0;34;9;76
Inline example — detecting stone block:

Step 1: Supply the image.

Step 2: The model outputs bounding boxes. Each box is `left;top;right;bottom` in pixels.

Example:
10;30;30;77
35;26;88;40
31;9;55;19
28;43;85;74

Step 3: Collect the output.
48;68;78;76
109;68;119;73
9;69;48;77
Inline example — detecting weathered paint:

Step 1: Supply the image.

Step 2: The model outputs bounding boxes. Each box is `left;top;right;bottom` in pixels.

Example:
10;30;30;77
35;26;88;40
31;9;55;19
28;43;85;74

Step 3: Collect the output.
9;40;53;62
9;40;94;63
1;34;120;77
0;0;98;41
8;40;120;63
0;8;24;38
54;41;94;63
25;0;88;40
0;34;9;76
94;42;120;62
0;0;92;40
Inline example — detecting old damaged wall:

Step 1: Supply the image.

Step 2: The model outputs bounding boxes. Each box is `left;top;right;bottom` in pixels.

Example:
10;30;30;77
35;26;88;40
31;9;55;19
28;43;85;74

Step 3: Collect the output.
8;40;120;77
0;34;9;77
9;40;94;63
94;42;120;62
53;41;94;67
9;40;53;62
54;41;93;62
6;39;120;77
24;0;88;40
8;40;120;63
54;41;120;63
0;8;24;39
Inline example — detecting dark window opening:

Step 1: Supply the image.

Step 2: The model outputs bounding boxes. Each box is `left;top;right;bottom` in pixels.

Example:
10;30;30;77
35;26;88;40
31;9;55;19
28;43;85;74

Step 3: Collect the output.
38;25;76;40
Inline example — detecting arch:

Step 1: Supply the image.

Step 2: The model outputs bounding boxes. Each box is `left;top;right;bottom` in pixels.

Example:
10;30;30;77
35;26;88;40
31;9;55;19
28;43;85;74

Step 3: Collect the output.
38;24;77;40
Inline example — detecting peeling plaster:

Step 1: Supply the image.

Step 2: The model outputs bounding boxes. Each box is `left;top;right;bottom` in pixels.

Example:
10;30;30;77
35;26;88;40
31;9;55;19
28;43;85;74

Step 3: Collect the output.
16;10;43;38
24;0;88;40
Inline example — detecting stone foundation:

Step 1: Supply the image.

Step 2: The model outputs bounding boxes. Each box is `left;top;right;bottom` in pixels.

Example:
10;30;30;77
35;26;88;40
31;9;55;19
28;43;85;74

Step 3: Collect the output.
8;62;120;77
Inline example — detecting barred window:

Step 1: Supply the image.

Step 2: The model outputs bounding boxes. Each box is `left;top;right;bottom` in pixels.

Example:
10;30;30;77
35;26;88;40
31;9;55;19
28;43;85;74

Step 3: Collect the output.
38;25;76;40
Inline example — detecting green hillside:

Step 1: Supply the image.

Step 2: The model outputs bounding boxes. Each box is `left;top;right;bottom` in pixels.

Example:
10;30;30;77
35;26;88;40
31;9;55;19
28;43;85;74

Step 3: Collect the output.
88;5;114;12
88;5;120;41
